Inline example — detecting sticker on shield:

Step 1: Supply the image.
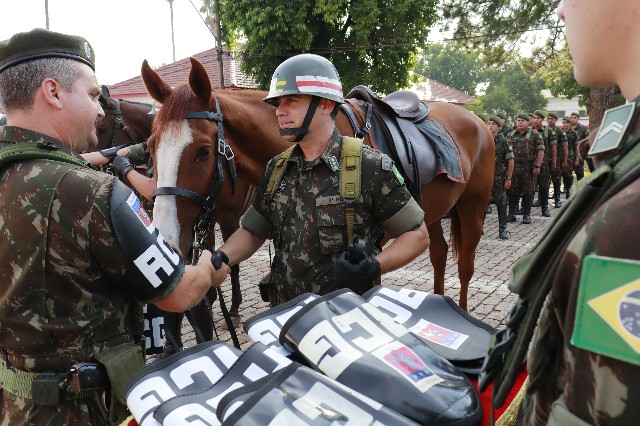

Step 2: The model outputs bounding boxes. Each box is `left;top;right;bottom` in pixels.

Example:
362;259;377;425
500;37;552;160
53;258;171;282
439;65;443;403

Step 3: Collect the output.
409;320;469;350
372;341;443;392
127;192;153;230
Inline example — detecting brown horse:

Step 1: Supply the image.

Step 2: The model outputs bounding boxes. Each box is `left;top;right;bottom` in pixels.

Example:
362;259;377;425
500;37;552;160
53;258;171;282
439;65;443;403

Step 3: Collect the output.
142;57;494;311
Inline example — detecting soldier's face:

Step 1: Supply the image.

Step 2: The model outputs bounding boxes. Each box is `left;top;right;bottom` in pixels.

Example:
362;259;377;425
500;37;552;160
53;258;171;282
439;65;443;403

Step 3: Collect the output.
62;64;105;152
563;120;571;131
547;117;557;127
532;116;543;127
274;94;313;142
516;118;528;131
571;115;579;125
487;121;500;134
558;0;634;91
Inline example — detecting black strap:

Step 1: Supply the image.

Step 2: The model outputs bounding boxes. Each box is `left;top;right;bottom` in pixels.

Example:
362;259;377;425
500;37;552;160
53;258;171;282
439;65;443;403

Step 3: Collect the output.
153;186;209;207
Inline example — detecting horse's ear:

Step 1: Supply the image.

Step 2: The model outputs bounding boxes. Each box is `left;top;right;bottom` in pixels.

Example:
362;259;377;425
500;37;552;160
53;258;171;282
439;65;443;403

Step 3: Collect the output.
101;85;111;100
188;57;212;105
141;59;172;104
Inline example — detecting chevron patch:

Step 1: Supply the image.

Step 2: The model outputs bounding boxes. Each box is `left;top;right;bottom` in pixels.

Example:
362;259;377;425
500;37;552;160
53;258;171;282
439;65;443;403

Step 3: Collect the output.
589;102;636;156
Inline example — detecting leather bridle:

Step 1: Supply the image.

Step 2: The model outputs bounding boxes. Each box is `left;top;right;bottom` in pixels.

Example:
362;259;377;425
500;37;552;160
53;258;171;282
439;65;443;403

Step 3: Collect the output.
102;98;142;147
152;94;237;265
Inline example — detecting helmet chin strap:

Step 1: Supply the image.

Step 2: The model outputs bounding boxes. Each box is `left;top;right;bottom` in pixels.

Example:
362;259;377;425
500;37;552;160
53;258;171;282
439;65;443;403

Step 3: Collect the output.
279;97;320;142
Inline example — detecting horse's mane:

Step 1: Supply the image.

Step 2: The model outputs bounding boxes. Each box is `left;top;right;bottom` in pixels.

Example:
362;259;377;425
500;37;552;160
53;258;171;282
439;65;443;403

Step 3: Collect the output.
153;83;214;133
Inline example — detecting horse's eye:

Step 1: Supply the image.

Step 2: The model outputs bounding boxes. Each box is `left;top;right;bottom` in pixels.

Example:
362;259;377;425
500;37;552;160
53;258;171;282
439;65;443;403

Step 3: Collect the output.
196;146;212;161
97;127;107;134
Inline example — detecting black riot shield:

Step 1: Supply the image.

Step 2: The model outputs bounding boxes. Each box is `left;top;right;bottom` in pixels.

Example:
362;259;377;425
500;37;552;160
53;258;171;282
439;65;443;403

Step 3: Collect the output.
363;285;497;374
217;363;419;425
278;289;482;425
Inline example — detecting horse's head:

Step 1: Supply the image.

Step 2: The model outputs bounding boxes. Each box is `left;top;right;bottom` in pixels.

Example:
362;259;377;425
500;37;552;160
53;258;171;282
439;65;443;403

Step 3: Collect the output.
142;58;230;259
95;85;154;152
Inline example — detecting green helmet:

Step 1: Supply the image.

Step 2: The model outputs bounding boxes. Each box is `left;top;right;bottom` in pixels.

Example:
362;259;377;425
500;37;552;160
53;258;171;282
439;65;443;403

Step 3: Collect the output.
264;53;344;105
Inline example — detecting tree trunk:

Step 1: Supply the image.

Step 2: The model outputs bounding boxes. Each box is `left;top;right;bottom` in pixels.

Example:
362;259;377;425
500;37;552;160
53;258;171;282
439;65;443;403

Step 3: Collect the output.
588;86;616;132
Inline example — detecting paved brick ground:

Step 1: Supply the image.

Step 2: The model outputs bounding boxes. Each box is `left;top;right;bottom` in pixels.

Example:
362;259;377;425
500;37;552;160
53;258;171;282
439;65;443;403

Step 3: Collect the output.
176;204;556;351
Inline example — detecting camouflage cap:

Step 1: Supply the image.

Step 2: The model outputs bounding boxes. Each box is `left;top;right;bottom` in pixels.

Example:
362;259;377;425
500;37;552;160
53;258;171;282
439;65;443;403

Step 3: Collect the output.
562;116;573;122
516;113;530;121
570;112;580;117
527;113;534;119
487;115;503;126
495;111;507;120
0;28;95;74
547;112;559;119
533;110;546;118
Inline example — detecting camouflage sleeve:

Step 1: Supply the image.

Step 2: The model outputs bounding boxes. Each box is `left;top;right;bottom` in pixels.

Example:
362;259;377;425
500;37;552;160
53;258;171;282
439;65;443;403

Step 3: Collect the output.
240;157;276;239
533;130;545;151
363;151;424;237
503;135;515;160
127;142;148;164
550;129;558;146
559;130;568;146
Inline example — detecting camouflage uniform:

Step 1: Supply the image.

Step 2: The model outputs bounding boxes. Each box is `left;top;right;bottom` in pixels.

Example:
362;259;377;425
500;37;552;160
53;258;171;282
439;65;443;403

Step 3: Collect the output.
0;127;182;424
573;122;590;180
533;126;557;216
563;128;579;198
506;128;544;222
491;132;514;206
522;103;640;425
549;126;567;207
241;129;424;303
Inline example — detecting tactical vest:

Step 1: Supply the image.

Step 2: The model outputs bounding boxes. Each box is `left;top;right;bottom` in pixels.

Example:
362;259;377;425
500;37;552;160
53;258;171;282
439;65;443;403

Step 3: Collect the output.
266;136;363;245
481;103;640;411
508;128;534;164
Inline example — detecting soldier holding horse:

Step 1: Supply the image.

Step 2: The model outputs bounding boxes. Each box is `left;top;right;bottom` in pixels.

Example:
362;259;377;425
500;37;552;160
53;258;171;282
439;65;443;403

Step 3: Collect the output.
141;53;494;312
214;54;429;305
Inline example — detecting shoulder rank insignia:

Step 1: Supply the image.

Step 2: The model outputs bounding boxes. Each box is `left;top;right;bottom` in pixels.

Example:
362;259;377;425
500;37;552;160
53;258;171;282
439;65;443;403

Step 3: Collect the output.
572;254;640;366
381;155;392;171
589;102;636;156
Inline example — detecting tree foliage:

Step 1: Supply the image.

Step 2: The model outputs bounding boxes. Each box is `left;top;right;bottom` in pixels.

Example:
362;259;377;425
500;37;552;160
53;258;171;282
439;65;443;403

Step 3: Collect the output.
414;43;485;96
207;0;438;94
481;62;547;118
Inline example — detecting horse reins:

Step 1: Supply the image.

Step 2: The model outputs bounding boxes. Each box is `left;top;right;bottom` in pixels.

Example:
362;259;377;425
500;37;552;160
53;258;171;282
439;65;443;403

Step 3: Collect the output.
151;94;240;349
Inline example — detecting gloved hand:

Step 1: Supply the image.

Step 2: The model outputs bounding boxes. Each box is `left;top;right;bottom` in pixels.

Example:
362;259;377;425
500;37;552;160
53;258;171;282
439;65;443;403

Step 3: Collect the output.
111;155;134;178
211;250;230;270
99;143;130;160
334;249;380;291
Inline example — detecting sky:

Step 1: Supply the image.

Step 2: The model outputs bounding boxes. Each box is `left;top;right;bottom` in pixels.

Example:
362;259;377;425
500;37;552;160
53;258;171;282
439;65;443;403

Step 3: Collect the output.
0;0;216;85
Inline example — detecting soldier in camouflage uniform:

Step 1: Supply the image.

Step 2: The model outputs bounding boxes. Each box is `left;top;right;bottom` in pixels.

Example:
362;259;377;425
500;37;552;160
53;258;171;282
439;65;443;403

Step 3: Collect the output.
480;2;640;424
531;110;557;217
546;112;569;208
562;116;580;199
506;113;545;224
0;29;228;425
215;54;429;305
488;116;514;239
570;112;590;180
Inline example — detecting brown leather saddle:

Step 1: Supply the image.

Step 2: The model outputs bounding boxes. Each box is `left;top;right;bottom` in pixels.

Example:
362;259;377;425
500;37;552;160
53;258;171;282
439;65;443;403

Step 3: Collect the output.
342;85;463;204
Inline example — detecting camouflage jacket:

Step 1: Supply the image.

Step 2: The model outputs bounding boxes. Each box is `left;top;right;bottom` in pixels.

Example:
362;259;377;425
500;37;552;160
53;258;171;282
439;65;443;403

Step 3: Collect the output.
241;129;424;300
574;122;590;142
0;127;177;373
524;103;640;424
548;126;568;166
508;128;545;168
534;125;558;166
493;132;514;177
565;128;579;164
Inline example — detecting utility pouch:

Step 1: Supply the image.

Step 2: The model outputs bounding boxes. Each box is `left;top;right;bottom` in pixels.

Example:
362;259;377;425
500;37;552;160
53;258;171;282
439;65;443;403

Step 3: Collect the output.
31;373;64;406
94;343;144;426
258;272;274;303
67;362;109;393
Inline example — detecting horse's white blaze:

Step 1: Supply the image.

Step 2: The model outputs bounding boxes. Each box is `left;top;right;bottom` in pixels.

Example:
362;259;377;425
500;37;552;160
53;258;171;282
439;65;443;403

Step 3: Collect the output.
153;121;193;253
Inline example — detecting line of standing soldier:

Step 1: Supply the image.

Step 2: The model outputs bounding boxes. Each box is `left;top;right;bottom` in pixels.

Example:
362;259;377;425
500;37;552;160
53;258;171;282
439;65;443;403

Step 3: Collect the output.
487;111;583;239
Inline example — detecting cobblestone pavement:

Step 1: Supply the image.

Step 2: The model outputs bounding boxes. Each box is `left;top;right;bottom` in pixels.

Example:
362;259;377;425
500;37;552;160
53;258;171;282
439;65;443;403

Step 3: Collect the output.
177;204;555;350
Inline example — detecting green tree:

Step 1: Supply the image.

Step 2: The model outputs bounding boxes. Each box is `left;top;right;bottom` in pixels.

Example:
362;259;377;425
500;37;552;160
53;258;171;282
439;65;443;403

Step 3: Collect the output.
209;0;437;94
415;43;485;96
481;61;547;118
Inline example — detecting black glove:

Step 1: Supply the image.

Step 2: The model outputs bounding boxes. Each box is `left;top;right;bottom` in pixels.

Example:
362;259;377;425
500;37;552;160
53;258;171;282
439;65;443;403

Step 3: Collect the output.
334;249;380;291
211;250;229;270
111;156;134;178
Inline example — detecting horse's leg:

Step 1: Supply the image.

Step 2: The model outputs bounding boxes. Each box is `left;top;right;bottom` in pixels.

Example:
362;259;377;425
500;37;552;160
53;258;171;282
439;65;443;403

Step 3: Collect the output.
426;220;448;296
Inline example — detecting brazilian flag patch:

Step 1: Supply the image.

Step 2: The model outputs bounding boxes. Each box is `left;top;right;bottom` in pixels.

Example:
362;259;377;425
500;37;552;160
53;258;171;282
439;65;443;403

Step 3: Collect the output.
572;255;640;365
392;165;405;185
275;76;287;93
